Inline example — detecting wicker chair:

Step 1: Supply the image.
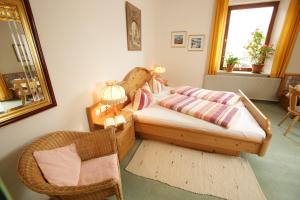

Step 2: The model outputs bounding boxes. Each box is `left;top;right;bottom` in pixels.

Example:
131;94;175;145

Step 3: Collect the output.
17;128;124;200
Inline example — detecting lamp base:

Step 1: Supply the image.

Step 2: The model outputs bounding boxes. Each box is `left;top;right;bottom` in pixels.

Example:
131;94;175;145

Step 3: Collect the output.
112;104;120;116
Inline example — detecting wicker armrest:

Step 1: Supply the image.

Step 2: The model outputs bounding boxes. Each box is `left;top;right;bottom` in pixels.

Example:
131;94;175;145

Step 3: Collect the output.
74;128;117;161
28;178;119;196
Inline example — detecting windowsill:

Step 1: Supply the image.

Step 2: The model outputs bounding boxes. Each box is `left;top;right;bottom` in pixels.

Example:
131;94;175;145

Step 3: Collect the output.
217;71;270;77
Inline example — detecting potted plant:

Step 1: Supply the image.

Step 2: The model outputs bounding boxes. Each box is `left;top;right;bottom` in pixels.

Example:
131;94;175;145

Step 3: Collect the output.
245;29;275;73
225;54;239;72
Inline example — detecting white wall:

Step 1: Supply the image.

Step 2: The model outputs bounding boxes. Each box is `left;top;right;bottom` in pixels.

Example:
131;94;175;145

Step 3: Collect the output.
263;0;291;73
204;75;281;101
286;31;300;73
155;0;215;87
0;0;158;199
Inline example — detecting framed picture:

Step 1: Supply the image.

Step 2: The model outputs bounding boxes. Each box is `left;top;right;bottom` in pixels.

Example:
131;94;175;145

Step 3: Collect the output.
171;31;186;48
125;1;141;51
187;35;205;51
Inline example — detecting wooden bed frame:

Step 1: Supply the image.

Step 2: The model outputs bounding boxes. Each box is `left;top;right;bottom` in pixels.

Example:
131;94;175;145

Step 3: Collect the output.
120;67;272;156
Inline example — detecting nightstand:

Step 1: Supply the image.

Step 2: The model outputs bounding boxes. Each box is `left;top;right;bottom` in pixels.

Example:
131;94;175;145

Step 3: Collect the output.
86;103;135;161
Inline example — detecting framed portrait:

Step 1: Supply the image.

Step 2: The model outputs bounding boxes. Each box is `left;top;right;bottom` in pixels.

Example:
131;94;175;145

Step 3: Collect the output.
187;35;205;51
125;1;141;51
171;31;186;48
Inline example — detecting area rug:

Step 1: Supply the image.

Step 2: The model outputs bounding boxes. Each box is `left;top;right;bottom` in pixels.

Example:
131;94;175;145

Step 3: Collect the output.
126;140;266;200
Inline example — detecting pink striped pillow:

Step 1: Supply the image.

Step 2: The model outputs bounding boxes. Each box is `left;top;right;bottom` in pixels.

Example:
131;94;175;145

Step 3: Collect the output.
149;77;165;94
142;82;152;93
132;88;153;111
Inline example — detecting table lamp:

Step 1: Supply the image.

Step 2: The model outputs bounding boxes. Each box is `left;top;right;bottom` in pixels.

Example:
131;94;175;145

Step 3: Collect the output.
100;80;127;115
295;84;300;92
151;64;166;76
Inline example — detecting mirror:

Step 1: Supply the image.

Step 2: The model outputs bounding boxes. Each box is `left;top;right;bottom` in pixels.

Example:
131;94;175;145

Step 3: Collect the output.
0;0;56;127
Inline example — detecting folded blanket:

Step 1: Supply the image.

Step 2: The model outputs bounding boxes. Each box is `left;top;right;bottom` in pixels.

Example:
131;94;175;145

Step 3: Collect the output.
171;86;240;105
159;94;239;128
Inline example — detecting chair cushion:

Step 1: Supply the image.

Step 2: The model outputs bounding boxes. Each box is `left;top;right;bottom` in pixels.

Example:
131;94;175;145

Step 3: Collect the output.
33;144;81;186
78;153;120;186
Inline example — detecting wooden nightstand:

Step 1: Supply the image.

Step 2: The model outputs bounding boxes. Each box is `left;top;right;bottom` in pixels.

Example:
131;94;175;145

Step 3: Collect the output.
86;103;135;161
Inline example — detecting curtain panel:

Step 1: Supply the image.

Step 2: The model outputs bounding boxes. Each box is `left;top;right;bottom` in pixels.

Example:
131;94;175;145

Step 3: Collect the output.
207;0;229;75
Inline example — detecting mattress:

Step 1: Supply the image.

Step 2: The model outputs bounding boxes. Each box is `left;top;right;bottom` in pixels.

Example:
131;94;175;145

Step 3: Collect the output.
124;88;266;143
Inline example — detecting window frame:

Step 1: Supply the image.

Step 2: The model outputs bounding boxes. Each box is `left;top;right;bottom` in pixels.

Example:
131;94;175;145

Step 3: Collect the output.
220;2;280;71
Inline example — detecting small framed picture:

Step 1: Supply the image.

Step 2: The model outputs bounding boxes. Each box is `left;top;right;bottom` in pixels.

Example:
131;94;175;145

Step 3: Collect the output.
171;31;187;48
187;35;205;51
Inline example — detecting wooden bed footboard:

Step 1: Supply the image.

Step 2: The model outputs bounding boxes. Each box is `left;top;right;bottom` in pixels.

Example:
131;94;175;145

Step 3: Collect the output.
238;89;272;156
135;122;262;156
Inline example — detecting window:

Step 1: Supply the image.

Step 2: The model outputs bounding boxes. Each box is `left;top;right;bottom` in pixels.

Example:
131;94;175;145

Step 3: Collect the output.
221;2;279;71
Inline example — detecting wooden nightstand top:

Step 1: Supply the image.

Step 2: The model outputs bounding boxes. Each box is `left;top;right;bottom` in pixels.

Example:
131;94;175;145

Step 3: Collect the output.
93;110;133;127
86;102;133;131
86;103;135;161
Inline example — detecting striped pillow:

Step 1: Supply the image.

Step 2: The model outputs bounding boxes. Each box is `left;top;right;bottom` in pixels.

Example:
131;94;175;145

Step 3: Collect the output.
142;82;152;93
132;88;153;111
149;77;165;94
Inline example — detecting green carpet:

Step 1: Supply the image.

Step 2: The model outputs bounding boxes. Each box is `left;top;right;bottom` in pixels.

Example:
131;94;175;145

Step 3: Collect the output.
112;102;300;200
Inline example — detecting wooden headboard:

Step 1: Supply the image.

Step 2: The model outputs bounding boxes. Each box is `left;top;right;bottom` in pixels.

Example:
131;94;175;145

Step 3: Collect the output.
119;67;152;100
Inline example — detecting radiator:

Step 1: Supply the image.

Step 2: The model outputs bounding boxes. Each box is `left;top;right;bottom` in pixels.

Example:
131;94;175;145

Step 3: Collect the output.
203;74;281;101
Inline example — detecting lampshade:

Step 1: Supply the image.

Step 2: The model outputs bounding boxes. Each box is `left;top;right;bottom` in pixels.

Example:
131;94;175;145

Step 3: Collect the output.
295;84;300;92
152;64;166;74
100;80;127;105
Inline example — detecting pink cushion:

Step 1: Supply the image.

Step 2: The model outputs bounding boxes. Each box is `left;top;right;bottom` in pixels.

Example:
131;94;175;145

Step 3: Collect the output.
132;88;154;111
33;144;81;186
149;77;165;94
78;153;120;186
142;82;152;93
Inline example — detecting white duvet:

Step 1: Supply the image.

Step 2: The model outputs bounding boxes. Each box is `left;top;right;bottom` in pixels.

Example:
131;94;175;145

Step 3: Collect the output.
124;88;266;143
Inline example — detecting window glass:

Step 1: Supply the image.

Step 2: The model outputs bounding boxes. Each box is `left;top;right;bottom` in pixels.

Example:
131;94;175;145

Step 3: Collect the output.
224;6;274;68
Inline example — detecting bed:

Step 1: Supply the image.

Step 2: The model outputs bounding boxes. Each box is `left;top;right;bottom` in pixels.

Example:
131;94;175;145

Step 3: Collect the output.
120;67;272;156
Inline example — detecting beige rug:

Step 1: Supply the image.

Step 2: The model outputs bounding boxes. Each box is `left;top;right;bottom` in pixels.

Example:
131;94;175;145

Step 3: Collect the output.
126;140;266;200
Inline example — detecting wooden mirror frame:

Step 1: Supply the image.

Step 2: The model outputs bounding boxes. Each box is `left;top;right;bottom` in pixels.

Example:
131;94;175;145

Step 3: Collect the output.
0;0;56;127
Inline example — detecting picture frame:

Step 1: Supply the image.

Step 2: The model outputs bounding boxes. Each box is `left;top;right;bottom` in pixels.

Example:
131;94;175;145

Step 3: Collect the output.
125;1;141;51
171;31;186;48
187;34;205;51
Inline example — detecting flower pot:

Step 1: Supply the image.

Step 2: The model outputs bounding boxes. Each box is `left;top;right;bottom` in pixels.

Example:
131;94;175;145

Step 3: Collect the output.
252;64;264;73
226;64;234;72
